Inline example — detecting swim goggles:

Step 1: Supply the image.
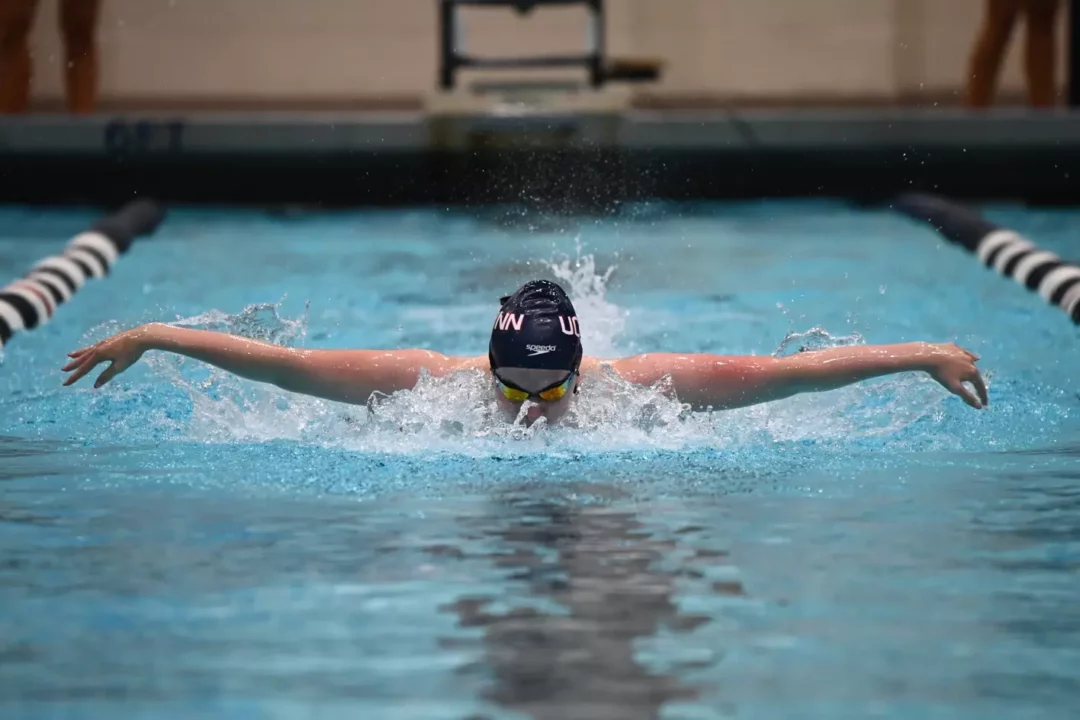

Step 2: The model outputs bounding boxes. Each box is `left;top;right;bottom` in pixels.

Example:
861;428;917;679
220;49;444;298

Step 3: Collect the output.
495;371;576;403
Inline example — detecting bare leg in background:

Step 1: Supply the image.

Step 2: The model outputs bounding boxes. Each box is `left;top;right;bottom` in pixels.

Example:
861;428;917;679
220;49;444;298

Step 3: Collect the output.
59;0;100;114
966;0;1023;107
1024;0;1061;107
0;0;38;114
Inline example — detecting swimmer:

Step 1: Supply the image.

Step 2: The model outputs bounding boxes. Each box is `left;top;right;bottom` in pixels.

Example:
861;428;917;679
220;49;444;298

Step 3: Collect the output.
61;279;988;425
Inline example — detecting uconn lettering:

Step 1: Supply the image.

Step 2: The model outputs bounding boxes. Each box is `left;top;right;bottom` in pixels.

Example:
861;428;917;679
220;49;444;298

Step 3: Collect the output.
559;315;580;337
494;312;524;331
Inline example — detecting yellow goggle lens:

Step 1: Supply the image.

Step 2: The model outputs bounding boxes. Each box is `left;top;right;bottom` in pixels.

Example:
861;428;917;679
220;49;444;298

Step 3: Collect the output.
499;385;531;403
497;374;573;403
537;380;571;402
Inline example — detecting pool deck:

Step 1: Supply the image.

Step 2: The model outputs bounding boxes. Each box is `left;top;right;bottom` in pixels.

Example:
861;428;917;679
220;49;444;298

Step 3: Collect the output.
2;106;1079;206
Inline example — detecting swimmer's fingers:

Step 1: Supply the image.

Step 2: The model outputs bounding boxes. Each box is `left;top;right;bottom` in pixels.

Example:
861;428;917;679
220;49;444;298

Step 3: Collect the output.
948;379;984;410
66;342;100;360
969;369;989;407
92;360;127;389
61;347;97;371
62;351;104;386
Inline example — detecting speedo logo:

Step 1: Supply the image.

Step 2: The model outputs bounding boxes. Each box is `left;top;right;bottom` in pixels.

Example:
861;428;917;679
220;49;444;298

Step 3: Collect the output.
526;344;557;356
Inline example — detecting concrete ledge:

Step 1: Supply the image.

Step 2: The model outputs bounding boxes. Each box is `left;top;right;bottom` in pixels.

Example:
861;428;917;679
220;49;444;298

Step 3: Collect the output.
4;107;1079;154
1;108;1078;206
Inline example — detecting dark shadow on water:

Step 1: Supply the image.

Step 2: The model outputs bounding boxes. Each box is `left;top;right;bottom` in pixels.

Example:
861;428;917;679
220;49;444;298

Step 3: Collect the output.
0;436;73;459
433;482;729;720
0;436;77;484
0;437;146;483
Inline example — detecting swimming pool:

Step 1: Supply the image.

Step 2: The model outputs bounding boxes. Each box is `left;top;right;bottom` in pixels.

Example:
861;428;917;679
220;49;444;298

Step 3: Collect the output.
1;200;1078;719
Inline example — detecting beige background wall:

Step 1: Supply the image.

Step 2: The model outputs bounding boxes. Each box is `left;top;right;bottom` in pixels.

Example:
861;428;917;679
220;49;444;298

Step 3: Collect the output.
25;0;1069;108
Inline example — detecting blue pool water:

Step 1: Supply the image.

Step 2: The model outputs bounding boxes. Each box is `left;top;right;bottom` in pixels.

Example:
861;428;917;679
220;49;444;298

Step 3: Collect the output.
1;200;1078;719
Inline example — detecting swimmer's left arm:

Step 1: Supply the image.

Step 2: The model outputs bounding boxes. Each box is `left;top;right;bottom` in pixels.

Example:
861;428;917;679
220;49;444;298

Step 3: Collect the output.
611;342;988;410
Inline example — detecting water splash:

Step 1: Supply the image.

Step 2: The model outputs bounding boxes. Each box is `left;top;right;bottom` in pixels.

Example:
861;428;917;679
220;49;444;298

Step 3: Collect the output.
547;238;629;358
169;298;309;347
76;250;962;457
134;299;317;444
772;326;865;357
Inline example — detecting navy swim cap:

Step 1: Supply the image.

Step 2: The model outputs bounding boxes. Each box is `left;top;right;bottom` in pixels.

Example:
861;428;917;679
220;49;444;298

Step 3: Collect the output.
488;279;582;372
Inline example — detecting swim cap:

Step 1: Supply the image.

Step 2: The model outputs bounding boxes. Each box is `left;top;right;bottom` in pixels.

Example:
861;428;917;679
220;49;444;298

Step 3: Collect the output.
488;279;582;372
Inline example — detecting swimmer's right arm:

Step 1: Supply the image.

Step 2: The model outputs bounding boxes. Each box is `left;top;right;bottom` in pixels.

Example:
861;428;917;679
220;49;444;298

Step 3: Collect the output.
62;323;480;405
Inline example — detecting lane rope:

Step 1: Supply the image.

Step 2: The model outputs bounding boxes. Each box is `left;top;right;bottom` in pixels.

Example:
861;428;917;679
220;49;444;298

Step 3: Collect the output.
0;198;167;350
893;192;1080;325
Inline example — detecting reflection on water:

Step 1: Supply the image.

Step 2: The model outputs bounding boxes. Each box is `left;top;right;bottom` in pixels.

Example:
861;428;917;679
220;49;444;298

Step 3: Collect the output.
434;483;737;720
4;449;1080;718
969;461;1080;706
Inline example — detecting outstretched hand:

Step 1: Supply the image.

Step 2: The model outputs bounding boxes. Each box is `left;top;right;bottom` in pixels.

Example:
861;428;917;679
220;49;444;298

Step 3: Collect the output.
62;326;154;389
923;343;988;409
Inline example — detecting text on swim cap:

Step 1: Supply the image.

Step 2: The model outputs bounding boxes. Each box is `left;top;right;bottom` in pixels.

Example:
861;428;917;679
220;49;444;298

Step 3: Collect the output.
559;316;580;337
494;312;524;331
493;312;580;336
